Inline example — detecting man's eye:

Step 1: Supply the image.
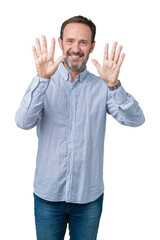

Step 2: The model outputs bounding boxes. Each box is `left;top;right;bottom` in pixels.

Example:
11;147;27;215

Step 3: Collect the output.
81;41;87;45
67;40;73;43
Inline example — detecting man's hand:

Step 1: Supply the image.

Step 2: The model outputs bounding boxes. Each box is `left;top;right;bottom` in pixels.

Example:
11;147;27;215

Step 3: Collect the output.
32;35;65;79
92;42;125;86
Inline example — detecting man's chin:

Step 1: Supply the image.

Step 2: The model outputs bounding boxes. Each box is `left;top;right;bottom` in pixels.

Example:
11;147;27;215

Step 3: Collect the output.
64;60;86;72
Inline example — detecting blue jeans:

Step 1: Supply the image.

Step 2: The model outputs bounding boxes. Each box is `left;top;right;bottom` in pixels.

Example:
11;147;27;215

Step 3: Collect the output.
33;192;104;240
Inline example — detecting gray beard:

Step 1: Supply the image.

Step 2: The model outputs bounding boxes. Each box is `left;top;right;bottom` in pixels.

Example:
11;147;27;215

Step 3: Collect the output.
64;58;86;72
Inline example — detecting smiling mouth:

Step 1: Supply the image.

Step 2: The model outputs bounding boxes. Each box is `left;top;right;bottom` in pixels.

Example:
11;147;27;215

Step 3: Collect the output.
69;54;82;60
67;51;84;60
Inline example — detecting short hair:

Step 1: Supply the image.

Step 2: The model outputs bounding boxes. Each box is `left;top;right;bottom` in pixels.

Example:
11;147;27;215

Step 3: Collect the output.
60;15;96;44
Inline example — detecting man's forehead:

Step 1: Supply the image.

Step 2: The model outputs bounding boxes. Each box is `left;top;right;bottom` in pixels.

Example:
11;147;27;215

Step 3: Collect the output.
63;23;92;39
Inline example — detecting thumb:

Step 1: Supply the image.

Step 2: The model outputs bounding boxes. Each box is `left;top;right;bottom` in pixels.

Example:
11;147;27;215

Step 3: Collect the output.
54;54;66;69
91;59;101;73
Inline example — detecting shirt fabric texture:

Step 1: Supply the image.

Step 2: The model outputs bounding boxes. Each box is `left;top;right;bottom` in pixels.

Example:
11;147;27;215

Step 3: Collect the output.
15;63;145;204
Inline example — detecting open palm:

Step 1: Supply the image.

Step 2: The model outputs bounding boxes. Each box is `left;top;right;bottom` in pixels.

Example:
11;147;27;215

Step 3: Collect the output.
92;42;125;86
32;35;65;79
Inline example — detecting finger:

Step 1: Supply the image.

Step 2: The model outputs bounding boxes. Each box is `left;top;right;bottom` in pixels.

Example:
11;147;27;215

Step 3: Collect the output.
48;37;55;60
103;43;109;65
35;38;42;56
41;35;48;54
54;54;66;69
32;46;38;60
118;53;125;68
110;42;118;60
114;45;123;64
91;59;101;72
112;62;117;71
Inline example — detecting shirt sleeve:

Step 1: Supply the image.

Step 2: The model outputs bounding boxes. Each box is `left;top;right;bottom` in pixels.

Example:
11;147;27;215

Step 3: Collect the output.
106;85;145;127
15;75;50;130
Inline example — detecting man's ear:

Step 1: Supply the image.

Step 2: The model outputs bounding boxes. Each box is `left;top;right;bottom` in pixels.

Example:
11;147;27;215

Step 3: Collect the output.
58;37;62;50
90;41;96;53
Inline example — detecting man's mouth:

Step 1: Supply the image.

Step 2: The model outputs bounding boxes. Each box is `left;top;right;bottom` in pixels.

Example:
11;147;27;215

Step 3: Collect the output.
67;51;84;60
70;54;81;60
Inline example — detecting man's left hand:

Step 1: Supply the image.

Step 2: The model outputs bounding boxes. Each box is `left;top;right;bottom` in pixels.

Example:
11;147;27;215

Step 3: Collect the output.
92;42;125;86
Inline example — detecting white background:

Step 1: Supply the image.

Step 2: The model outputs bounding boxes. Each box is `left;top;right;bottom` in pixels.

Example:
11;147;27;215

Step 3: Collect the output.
0;0;160;239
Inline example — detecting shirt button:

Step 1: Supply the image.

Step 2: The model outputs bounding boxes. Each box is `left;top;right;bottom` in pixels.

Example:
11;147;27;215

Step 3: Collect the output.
72;121;74;124
72;103;74;106
115;95;118;99
68;176;70;179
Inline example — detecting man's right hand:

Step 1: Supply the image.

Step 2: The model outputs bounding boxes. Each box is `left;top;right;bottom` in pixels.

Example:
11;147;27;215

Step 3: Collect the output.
32;35;65;79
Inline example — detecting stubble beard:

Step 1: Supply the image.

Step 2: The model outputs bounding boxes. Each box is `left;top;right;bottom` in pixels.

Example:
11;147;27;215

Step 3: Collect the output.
64;58;86;72
62;47;90;73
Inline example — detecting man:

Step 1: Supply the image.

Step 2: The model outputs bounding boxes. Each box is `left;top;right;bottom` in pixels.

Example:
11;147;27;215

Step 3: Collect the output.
15;16;145;240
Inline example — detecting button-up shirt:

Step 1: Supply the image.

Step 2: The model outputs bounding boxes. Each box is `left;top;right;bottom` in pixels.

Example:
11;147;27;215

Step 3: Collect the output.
15;63;145;204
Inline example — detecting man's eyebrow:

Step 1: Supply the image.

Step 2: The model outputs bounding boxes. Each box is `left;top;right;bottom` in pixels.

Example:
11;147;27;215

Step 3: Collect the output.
80;39;88;43
66;38;74;41
65;38;88;43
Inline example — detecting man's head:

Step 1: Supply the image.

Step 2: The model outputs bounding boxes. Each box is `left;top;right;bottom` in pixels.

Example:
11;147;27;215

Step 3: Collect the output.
58;16;96;73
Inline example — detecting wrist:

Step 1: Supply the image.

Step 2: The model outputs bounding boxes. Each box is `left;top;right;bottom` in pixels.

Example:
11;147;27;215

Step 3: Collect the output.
37;73;51;79
107;79;119;87
108;80;121;91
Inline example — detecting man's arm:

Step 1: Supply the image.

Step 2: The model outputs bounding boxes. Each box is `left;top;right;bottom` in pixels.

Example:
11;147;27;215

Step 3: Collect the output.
15;35;65;130
106;85;145;127
15;76;50;129
92;41;145;127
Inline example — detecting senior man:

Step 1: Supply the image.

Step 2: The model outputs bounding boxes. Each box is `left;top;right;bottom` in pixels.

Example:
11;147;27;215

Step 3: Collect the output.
15;15;145;240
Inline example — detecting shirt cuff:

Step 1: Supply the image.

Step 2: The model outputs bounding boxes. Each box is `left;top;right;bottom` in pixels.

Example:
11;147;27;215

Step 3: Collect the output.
30;75;51;92
109;85;128;105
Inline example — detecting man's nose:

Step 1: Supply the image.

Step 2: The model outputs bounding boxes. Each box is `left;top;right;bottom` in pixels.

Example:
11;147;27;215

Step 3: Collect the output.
72;42;80;53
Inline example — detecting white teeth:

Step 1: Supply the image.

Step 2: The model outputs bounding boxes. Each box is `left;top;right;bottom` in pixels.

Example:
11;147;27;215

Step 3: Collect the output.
70;55;80;58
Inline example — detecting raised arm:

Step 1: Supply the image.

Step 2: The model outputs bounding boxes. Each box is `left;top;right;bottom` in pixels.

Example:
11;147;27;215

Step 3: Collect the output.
15;35;65;130
92;42;145;127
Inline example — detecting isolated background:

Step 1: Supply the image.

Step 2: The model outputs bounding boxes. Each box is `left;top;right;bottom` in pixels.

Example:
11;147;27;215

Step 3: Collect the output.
0;0;159;239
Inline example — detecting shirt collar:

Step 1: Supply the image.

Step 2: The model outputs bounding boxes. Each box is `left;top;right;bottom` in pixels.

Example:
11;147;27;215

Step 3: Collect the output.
59;62;88;82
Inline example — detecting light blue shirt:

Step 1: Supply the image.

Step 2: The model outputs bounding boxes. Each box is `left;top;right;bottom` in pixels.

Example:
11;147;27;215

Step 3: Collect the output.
15;63;145;204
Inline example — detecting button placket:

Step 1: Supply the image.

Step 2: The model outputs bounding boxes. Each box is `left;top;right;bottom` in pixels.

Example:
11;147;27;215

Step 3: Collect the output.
66;83;77;202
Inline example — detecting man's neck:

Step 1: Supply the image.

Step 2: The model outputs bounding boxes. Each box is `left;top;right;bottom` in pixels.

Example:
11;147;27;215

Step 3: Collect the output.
63;62;85;82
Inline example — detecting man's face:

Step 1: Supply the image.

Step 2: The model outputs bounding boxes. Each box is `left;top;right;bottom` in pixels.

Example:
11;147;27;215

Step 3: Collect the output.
58;23;95;73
